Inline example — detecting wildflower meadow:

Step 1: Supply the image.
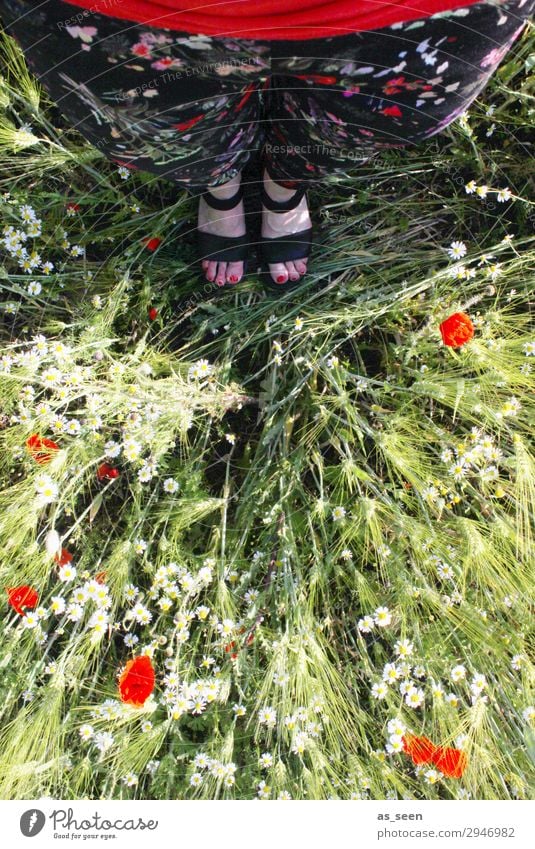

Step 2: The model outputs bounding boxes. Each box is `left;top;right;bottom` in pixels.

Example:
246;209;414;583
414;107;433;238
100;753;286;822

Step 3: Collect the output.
0;22;534;802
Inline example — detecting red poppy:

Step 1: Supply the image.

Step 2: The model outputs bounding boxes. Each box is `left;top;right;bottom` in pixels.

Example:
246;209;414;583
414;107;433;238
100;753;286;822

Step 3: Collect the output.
118;655;155;706
53;548;73;567
148;307;158;321
66;202;80;213
142;236;162;252
26;434;60;464
96;463;120;481
6;585;39;616
432;746;468;779
402;734;437;765
439;312;474;348
224;641;238;660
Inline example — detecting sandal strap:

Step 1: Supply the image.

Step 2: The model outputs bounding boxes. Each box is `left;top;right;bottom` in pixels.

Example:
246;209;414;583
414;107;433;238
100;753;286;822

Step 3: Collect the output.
258;228;313;263
202;184;244;210
260;184;306;212
197;229;249;263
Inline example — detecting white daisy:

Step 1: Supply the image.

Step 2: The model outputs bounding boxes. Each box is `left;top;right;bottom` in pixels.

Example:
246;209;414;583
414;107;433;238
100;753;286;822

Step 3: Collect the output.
358;615;375;633
163;477;180;494
496;187;512;203
374;606;392;628
448;241;467;260
332;505;346;521
450;664;466;682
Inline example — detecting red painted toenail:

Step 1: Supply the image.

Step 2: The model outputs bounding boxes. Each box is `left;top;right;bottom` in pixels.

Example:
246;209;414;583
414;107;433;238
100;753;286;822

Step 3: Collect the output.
290;275;299;281
277;275;286;283
229;275;238;283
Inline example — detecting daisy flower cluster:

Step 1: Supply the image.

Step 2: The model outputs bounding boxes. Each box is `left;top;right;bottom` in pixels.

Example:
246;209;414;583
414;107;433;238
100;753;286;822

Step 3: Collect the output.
0;333;230;511
1;197;87;302
441;234;515;285
441;428;504;485
358;606;393;633
419;425;512;514
9;557;113;645
188;754;238;790
464;181;513;203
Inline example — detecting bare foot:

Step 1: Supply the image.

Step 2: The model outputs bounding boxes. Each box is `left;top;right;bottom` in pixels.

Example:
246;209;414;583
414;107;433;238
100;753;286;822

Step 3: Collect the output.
261;168;310;285
198;173;246;286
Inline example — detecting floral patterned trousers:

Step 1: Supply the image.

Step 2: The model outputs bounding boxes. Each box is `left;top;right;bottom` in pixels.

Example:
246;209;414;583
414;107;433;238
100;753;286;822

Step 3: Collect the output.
0;0;533;190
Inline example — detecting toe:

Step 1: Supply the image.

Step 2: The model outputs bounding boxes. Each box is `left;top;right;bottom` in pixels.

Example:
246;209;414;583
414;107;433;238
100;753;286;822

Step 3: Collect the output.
226;261;243;285
202;259;209;270
294;259;308;275
205;261;218;282
285;261;300;281
215;262;227;286
269;262;289;285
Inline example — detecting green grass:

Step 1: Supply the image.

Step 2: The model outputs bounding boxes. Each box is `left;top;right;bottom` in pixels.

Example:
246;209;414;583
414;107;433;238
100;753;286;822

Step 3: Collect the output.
0;24;534;800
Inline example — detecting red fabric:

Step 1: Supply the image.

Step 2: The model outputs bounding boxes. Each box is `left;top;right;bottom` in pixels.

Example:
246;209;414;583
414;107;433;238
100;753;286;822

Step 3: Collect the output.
62;0;483;40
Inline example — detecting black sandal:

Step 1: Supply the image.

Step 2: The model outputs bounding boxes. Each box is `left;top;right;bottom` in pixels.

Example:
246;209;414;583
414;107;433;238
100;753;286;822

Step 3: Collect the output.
197;184;249;285
258;166;313;293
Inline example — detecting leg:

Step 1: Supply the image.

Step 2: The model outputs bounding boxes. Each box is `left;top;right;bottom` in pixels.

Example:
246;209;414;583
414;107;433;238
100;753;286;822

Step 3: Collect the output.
260;155;312;285
0;0;270;282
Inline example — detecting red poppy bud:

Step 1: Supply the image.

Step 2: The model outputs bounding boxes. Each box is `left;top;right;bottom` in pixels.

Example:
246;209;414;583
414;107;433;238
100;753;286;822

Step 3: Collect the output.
26;434;60;465
432;746;468;779
118;655;155;707
439;312;474;348
6;585;39;616
96;463;120;481
53;548;73;567
148;307;158;321
143;237;162;252
402;734;437;765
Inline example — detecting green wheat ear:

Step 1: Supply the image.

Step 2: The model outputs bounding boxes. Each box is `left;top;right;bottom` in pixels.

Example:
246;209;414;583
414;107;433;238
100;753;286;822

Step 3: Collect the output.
0;681;65;798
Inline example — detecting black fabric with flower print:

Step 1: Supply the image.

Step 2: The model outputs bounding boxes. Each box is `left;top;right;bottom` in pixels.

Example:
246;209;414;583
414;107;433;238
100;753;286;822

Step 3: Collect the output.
0;0;532;189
